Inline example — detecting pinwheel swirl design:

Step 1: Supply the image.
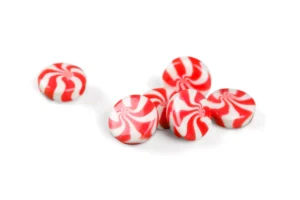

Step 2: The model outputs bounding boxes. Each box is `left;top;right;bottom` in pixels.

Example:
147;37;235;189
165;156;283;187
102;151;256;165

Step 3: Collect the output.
166;89;212;141
38;63;86;102
144;88;176;129
162;56;211;96
109;95;158;144
207;89;256;128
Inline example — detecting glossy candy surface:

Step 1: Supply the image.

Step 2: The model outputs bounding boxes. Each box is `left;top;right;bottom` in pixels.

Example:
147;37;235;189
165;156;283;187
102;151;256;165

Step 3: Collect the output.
144;88;176;129
162;56;211;96
108;95;158;145
207;88;256;128
166;89;212;141
38;63;86;102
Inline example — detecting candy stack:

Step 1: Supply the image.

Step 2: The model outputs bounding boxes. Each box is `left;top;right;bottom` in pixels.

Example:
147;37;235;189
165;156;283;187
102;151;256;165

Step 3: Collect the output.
108;56;256;145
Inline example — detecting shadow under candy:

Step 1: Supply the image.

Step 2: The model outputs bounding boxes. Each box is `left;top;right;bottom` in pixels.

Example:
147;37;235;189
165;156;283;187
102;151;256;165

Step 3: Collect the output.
76;85;113;136
246;109;266;131
147;74;163;89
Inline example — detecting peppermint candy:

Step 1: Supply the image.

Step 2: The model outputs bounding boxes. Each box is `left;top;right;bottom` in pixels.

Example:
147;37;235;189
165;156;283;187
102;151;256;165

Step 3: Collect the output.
166;89;212;141
144;88;176;129
38;63;86;102
37;56;256;146
108;95;158;145
162;56;211;96
207;89;256;128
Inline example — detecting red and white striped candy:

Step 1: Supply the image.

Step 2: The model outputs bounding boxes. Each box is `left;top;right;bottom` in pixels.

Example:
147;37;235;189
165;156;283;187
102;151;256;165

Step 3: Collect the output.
38;63;86;102
207;88;256;128
108;95;158;145
162;56;211;96
144;88;176;129
166;89;212;141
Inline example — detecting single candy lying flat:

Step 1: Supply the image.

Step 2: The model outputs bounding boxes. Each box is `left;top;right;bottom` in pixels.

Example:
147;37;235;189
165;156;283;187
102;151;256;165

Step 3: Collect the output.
162;56;211;96
144;88;176;129
38;63;86;102
108;95;159;145
166;89;212;141
207;88;256;128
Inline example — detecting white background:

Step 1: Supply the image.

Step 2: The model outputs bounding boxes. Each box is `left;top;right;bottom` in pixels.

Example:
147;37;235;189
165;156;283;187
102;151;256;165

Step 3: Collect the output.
0;0;299;199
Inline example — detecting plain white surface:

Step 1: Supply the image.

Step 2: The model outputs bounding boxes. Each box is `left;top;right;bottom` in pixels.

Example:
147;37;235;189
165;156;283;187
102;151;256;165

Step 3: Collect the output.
0;0;299;199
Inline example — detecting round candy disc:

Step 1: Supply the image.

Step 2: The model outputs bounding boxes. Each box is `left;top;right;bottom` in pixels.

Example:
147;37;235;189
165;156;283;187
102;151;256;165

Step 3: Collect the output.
108;95;159;145
207;88;256;128
162;56;211;96
38;63;86;102
166;89;212;141
144;88;176;129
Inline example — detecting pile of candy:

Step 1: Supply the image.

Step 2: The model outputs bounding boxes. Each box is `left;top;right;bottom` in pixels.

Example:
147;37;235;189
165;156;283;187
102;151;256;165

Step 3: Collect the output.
38;57;256;145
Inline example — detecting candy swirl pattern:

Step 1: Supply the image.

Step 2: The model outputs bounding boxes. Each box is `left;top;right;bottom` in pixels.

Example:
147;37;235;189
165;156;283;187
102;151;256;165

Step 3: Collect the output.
108;95;158;145
144;88;176;129
162;56;211;96
38;63;86;102
166;89;212;141
207;88;256;128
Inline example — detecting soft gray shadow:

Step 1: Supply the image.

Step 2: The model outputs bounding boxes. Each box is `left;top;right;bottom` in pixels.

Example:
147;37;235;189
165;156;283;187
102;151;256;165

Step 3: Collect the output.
136;110;266;154
147;74;163;89
76;86;113;140
76;86;109;108
32;77;38;90
135;126;223;154
247;110;266;131
95;104;113;140
34;77;114;140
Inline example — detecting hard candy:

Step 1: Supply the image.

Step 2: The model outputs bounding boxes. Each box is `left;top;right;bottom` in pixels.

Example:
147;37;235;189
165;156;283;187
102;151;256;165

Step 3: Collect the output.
166;89;212;141
144;88;176;129
207;88;256;128
108;95;159;144
38;63;86;102
162;56;211;96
